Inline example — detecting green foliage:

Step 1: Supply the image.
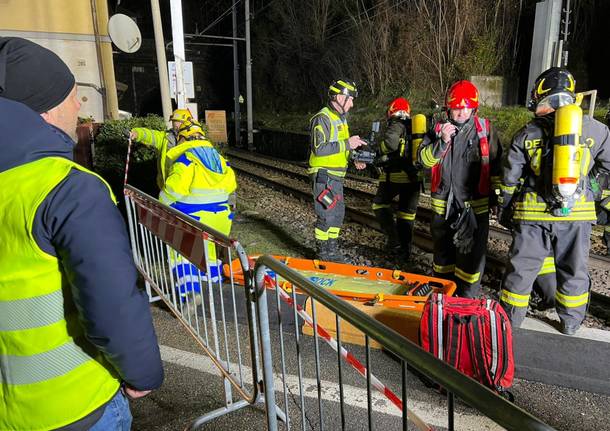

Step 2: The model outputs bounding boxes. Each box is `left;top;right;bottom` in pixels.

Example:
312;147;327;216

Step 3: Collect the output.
94;115;166;198
256;105;535;151
478;106;533;147
456;32;502;77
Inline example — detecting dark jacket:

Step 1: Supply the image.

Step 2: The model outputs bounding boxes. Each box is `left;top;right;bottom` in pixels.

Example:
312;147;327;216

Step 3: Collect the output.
500;114;610;223
0;98;164;391
379;117;420;181
418;116;502;215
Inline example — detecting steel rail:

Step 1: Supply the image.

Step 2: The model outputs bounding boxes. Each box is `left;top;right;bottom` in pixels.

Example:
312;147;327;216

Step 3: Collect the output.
229;152;610;271
232;165;610;310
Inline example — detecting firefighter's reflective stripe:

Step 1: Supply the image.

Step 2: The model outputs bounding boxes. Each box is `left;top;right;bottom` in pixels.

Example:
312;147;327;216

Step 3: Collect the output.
0;290;65;331
328;226;340;239
602;190;610;210
555;291;589;308
538;256;556;276
470;197;490;215
371;203;391;211
430;197;488;215
396;211;416;221
500;184;517;194
455;267;480;284
513;192;596;221
431;198;447;215
490;175;502;190
500;289;530;308
387;171;410;183
433;262;455;274
420;145;439;167
308;107;351;177
315;228;330;241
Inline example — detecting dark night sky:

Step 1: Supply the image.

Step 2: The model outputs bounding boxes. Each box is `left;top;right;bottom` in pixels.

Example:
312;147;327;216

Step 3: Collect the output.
109;0;610;115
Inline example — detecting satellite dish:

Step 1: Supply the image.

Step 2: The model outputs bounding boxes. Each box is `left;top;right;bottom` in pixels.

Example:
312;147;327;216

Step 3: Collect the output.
108;14;142;53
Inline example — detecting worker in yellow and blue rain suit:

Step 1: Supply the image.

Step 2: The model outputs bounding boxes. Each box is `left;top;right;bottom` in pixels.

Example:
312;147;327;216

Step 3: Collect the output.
498;67;610;335
372;97;423;259
417;80;502;298
159;121;237;299
130;108;193;189
309;79;367;262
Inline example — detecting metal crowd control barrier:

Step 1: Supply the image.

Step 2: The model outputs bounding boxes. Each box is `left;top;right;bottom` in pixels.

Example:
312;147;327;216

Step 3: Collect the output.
124;185;279;429
254;255;557;431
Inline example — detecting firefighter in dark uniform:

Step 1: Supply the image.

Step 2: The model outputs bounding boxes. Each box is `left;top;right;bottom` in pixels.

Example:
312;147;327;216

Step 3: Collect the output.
372;97;422;258
499;67;610;334
418;80;502;298
309;79;367;261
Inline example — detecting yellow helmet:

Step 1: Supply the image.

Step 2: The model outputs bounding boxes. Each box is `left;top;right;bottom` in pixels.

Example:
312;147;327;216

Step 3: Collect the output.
169;108;193;123
177;120;205;140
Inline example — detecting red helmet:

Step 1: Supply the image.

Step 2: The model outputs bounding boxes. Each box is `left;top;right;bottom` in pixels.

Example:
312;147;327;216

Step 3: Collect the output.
445;80;479;109
387;97;411;118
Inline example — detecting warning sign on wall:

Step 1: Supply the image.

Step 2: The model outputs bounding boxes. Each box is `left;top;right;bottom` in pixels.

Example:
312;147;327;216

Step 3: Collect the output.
204;110;228;143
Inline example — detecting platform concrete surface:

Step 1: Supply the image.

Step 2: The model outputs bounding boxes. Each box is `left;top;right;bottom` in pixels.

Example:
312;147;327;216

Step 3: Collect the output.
129;306;610;431
515;316;610;395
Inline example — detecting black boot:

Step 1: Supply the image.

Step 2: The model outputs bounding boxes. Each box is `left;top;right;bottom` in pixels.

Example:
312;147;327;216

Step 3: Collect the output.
397;220;414;260
327;239;346;263
374;208;399;251
316;240;332;261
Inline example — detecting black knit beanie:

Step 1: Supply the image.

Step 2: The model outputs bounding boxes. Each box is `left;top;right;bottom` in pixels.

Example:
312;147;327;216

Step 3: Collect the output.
0;37;75;113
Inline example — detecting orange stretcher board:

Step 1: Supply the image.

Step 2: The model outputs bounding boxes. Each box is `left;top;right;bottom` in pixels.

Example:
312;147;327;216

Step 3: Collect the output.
224;255;456;313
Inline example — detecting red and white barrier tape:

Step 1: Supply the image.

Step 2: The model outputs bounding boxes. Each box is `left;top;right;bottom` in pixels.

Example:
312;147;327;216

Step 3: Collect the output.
264;274;431;431
124;137;132;187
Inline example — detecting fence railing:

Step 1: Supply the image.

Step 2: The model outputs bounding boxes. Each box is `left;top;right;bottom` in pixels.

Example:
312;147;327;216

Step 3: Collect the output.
123;183;555;431
253;255;557;431
124;185;279;429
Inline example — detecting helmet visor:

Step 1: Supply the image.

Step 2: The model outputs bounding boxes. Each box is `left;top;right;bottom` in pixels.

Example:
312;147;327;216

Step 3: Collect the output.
537;92;575;111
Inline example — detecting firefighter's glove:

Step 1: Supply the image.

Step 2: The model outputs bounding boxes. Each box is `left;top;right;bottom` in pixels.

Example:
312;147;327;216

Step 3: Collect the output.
451;205;477;254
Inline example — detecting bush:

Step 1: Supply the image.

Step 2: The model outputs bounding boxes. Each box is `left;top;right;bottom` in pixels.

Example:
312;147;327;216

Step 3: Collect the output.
478;106;533;148
94;115;166;200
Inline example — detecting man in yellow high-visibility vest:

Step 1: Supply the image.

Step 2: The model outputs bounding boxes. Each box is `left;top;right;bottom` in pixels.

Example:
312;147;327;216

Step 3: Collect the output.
309;79;367;262
0;37;163;430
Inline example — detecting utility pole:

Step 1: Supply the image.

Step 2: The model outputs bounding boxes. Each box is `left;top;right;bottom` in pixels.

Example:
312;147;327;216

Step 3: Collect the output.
558;0;571;67
170;0;187;109
245;0;254;149
232;2;241;148
151;0;172;125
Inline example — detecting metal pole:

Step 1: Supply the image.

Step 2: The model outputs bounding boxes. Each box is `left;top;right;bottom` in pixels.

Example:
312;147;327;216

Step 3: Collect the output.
170;0;187;108
151;0;173;126
232;2;241;148
245;0;254;149
560;0;571;66
131;66;138;116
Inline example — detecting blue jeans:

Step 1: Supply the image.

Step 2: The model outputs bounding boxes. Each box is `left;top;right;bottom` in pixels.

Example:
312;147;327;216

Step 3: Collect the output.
90;390;132;431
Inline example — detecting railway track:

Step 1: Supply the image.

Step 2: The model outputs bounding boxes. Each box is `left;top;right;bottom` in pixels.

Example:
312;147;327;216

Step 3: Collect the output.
228;149;610;272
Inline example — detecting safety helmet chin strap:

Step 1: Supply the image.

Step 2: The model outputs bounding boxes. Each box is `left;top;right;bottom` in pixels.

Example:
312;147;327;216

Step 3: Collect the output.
331;95;349;114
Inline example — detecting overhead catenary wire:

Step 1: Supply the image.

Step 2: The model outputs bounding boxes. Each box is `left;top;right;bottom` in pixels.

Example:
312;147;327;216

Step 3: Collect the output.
198;0;242;36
